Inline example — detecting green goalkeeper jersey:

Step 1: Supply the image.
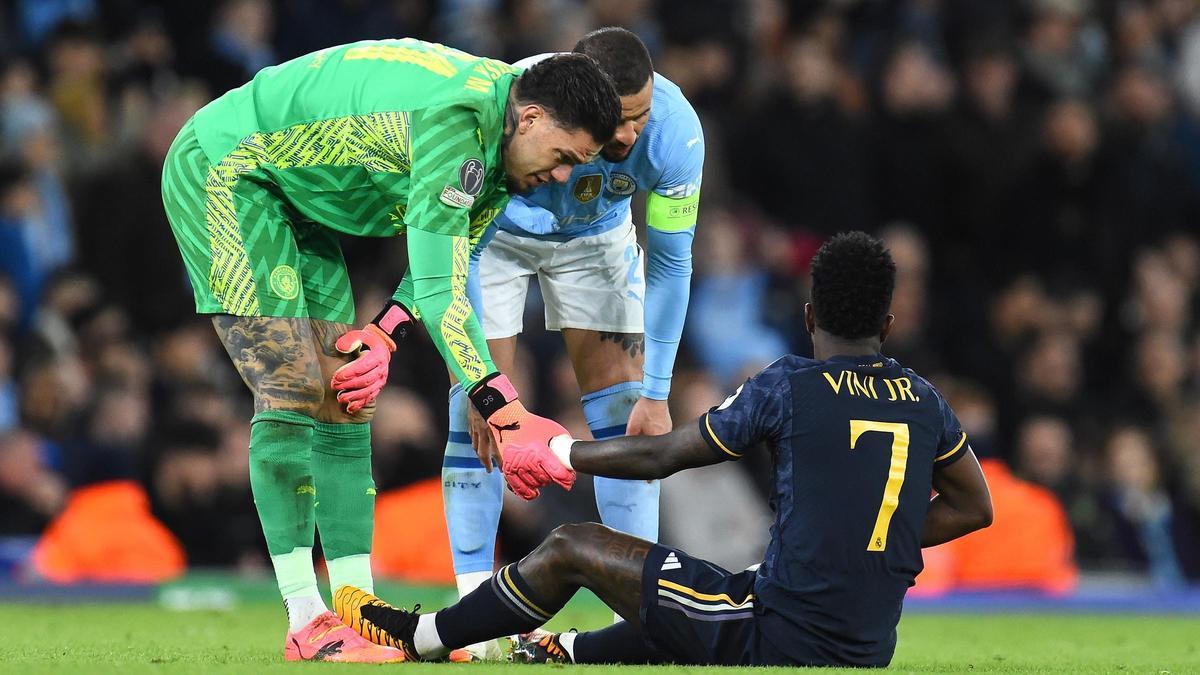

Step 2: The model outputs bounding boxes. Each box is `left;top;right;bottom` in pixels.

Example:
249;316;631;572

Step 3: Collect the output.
181;38;518;386
191;38;515;243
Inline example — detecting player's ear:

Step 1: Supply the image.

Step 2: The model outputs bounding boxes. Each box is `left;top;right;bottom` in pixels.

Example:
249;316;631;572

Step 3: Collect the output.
516;104;544;134
879;314;896;344
804;303;815;334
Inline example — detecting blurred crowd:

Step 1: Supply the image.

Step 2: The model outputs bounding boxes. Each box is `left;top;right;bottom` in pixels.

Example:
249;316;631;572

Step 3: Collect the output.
1;0;1199;588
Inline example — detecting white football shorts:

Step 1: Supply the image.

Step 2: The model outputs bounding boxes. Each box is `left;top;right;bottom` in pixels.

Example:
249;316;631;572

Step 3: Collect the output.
478;216;646;339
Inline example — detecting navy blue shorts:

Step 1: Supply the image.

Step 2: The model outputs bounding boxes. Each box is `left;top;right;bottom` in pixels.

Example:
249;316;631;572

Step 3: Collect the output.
638;544;763;666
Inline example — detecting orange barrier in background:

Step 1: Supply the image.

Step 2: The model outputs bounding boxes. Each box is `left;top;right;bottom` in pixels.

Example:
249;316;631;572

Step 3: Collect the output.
915;459;1077;595
32;480;186;583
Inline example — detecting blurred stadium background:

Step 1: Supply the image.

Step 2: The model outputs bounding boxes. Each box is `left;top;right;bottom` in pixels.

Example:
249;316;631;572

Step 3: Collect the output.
1;0;1199;631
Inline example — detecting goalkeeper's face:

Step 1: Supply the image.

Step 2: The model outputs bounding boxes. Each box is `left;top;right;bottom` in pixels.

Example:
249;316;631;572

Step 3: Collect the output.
601;76;653;163
503;104;603;193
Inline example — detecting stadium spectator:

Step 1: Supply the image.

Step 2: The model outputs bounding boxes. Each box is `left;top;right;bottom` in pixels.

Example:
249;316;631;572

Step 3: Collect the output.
1015;414;1109;564
686;209;788;386
0;430;65;536
151;421;263;568
1102;426;1198;584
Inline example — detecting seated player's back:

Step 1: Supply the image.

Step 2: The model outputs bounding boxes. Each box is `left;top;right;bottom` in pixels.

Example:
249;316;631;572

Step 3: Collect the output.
704;353;967;665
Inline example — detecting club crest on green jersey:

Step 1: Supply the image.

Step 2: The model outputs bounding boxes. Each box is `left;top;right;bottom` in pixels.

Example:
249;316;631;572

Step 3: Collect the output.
270;265;300;300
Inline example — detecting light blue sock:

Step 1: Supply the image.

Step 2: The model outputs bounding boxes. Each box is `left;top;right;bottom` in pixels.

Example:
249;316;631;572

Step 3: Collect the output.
442;383;504;574
582;382;660;541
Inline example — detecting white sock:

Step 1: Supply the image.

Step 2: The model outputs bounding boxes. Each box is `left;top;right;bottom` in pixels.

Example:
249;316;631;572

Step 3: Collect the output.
456;570;494;598
284;593;327;632
456;571;504;660
557;631;578;663
413;613;450;660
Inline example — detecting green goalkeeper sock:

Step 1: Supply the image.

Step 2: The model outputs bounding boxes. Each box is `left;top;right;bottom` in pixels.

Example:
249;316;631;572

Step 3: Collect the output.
249;411;317;557
312;421;376;593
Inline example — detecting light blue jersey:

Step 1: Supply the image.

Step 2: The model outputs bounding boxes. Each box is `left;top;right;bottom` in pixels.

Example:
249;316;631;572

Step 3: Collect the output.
476;60;704;401
445;48;703;585
493;72;703;239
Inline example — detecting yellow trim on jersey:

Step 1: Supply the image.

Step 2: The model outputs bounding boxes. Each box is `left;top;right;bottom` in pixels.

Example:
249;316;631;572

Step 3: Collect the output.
703;414;742;458
936;431;968;462
501;565;551;619
657;579;754;607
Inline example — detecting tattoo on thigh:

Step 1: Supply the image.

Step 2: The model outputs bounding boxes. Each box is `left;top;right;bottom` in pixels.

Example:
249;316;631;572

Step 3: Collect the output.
213;316;323;412
310;320;355;358
599;332;645;358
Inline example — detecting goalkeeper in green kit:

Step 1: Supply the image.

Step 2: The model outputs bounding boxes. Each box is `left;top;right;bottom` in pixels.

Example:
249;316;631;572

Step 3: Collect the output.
160;39;620;663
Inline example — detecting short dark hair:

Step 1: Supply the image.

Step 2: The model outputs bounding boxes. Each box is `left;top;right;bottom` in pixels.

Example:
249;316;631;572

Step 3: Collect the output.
513;53;621;144
573;27;654;96
810;231;896;340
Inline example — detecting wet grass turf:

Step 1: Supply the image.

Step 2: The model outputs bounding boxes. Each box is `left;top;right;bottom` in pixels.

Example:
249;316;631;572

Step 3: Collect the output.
0;586;1196;674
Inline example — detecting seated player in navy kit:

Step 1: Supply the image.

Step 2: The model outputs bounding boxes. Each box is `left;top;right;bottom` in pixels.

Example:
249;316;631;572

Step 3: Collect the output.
333;231;993;667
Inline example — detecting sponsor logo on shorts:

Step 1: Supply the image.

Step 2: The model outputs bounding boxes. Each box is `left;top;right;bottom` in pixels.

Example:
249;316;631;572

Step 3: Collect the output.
440;185;476;209
573;174;603;203
459;158;485;196
608;172;637;196
270;265;300;300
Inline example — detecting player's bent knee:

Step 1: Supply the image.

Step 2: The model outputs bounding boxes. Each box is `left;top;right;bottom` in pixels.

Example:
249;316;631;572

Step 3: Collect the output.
544;522;610;558
532;523;615;582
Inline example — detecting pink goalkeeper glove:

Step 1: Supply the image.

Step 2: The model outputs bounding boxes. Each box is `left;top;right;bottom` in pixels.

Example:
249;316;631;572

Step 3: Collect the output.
331;301;412;414
468;373;575;499
501;436;576;500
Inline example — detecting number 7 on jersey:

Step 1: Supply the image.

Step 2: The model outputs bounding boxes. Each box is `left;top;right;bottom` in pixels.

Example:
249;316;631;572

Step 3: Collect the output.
849;420;910;551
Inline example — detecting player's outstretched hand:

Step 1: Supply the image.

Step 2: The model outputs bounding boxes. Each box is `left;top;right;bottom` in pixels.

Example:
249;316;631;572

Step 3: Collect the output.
467;373;575;496
502;439;576;500
331;302;414;414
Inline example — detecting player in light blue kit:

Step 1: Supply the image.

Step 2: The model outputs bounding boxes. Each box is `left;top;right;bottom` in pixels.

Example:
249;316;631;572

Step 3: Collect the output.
438;28;704;659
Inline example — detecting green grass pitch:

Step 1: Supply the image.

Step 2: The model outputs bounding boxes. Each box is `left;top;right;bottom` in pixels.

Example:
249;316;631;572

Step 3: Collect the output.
0;580;1196;674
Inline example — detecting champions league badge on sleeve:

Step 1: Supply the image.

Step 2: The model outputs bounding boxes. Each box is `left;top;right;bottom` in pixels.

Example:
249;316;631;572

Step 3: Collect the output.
441;158;486;209
607;173;637;196
459;158;485;196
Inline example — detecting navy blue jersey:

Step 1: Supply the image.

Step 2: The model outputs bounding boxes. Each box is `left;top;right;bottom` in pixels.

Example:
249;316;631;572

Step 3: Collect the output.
698;353;967;667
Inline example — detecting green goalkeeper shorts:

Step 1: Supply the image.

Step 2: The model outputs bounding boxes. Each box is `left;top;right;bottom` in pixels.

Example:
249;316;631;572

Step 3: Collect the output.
160;119;355;323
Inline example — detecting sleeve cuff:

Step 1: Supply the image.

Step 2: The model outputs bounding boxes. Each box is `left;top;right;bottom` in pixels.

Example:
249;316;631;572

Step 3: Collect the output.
698;413;742;461
641;373;671;400
933;431;968;469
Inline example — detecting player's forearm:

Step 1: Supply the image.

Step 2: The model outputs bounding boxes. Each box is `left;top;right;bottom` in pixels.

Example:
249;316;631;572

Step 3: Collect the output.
406;227;497;387
642;226;694;399
922;449;992;547
920;495;992;547
565;423;713;479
